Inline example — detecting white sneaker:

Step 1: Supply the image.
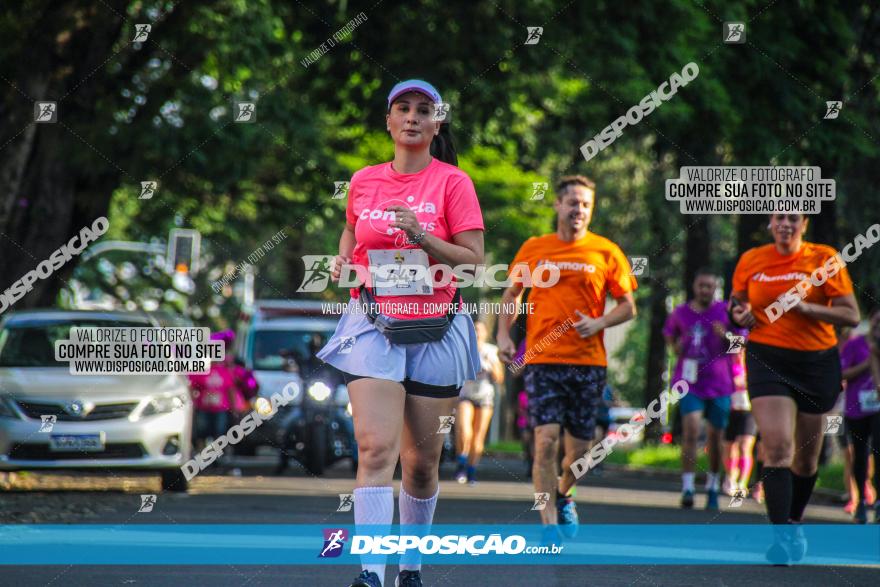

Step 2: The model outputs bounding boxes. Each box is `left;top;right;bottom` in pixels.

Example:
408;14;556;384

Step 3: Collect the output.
722;477;737;497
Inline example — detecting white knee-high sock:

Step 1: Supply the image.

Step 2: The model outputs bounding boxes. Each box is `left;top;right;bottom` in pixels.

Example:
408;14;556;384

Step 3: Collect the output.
354;486;394;585
398;485;439;572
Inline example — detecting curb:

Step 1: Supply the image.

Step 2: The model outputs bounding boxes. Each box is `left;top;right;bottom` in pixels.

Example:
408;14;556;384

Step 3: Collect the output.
481;452;845;506
599;463;843;503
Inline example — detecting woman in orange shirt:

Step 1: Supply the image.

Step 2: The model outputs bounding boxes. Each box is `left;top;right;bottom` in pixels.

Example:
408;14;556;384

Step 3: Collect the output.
731;213;859;563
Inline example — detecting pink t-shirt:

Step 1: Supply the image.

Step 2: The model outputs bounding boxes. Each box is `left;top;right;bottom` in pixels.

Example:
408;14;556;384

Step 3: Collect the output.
188;363;252;413
345;157;484;318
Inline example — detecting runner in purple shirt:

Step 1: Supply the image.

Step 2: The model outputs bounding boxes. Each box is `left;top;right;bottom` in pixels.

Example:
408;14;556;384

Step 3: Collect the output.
840;307;880;523
664;268;740;510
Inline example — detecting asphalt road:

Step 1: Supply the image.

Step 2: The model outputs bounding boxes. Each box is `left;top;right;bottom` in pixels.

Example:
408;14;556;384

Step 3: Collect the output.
0;455;876;586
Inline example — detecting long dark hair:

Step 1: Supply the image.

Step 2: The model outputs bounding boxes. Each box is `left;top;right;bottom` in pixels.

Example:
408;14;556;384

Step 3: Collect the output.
430;122;458;166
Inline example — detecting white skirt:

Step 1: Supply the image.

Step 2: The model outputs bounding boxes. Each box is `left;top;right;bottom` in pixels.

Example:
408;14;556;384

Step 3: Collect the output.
316;297;480;387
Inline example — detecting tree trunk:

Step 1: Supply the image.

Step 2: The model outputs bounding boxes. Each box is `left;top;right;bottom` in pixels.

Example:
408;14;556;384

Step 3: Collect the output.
683;215;710;300
0;2;126;309
642;175;673;440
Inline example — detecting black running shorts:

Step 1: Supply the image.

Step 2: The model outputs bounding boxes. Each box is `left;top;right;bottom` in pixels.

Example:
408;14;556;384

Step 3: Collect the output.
725;410;757;441
745;341;842;414
524;364;605;440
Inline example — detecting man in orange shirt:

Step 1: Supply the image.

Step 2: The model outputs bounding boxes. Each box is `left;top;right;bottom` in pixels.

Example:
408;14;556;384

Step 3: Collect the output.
497;175;637;541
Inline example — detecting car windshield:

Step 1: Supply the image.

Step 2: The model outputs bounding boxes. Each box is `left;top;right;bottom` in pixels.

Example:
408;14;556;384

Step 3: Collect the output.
251;329;335;371
0;319;148;367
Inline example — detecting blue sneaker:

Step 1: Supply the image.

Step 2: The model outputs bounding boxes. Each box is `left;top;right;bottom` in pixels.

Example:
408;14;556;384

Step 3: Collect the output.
540;525;562;548
706;489;719;511
680;489;695;509
556;493;579;538
454;455;467;483
785;523;807;562
396;570;422;587
765;538;790;566
349;570;382;587
766;525;805;566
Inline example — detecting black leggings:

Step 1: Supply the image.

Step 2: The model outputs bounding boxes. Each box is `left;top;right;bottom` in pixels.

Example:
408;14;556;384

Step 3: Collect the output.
846;414;880;501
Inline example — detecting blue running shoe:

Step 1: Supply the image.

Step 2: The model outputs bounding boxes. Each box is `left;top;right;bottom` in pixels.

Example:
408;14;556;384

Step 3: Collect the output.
784;523;807;562
706;489;719;511
556;493;579;538
765;539;790;566
540;525;562;548
454;455;467;483
349;570;382;587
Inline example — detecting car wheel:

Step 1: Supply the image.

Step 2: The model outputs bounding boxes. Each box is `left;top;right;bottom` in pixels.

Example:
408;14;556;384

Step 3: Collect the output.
160;469;189;492
304;424;326;476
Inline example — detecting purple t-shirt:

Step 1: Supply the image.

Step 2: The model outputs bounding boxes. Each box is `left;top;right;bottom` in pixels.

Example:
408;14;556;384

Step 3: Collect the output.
840;335;880;419
663;301;737;399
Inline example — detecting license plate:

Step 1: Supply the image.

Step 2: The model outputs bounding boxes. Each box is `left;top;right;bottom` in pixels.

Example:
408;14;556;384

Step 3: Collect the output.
49;433;105;452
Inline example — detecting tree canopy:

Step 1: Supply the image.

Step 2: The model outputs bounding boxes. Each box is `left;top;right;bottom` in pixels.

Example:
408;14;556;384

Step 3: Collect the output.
2;0;879;405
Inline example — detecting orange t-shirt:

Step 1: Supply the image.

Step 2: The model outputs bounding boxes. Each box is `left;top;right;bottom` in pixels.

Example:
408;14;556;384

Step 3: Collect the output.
731;242;853;351
509;232;637;366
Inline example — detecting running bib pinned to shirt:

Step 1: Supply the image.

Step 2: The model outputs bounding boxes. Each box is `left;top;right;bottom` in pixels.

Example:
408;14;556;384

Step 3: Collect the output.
368;249;433;296
858;388;880;413
682;358;699;384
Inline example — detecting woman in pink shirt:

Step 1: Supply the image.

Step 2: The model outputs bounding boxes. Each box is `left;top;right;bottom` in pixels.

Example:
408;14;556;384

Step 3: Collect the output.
189;330;258;451
316;80;484;587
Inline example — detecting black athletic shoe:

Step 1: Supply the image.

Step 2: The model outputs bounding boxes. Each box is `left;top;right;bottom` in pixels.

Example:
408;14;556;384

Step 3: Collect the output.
854;501;868;524
680;489;694;509
349;570;382;587
396;570;423;587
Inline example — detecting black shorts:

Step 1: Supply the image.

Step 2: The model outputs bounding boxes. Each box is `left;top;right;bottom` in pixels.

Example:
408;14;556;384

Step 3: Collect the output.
524;364;605;440
340;371;461;399
725;410;757;441
745;341;842;414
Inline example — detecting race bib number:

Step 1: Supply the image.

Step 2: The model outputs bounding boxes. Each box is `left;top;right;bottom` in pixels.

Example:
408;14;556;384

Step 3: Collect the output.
858;388;880;413
368;249;433;296
682;359;699;384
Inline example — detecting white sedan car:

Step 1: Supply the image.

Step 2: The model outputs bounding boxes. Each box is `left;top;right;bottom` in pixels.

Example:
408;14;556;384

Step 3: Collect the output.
0;310;193;491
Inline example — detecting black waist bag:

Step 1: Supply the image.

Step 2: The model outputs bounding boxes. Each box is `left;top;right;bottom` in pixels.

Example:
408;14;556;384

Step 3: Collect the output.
359;286;461;344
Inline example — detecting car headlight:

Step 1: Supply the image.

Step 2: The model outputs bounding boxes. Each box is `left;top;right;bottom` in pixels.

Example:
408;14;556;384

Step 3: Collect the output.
140;394;187;418
307;381;331;402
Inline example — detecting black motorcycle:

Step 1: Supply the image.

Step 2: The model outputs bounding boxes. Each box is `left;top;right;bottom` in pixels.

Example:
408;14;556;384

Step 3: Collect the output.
274;362;357;476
